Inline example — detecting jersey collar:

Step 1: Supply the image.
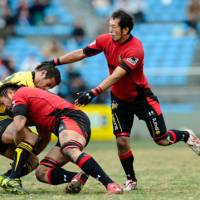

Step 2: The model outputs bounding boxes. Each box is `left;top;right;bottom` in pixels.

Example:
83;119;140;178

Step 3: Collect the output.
114;34;133;46
121;34;133;45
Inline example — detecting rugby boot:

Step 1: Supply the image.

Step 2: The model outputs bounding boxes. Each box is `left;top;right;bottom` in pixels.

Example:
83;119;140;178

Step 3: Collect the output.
0;174;6;188
106;182;123;194
2;178;27;194
185;129;200;155
65;172;88;194
123;179;137;191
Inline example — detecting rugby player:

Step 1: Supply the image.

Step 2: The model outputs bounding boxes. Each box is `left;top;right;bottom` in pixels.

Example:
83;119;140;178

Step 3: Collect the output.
38;9;200;191
0;83;123;194
0;66;88;194
0;66;59;192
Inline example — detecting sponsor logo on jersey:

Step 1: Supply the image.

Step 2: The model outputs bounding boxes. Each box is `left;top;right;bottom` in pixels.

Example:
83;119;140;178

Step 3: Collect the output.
126;57;139;65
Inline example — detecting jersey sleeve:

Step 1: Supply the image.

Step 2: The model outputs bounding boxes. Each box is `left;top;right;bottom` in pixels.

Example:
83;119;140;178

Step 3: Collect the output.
83;34;104;56
119;48;144;73
12;89;28;117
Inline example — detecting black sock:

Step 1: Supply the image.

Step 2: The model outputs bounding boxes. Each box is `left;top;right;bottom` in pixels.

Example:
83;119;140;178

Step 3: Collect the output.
3;163;33;177
165;130;189;145
48;167;77;185
9;142;32;179
40;157;77;185
76;153;113;187
119;150;137;181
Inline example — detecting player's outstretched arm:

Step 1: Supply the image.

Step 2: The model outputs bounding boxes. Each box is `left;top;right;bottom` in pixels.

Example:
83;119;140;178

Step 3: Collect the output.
75;66;127;106
38;49;87;68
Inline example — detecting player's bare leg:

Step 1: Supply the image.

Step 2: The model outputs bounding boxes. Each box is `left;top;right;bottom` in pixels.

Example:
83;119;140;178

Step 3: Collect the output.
59;130;122;194
116;136;137;191
35;145;87;193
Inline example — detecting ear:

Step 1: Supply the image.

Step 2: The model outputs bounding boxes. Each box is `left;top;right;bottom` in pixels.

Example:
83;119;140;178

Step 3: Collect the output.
123;27;129;35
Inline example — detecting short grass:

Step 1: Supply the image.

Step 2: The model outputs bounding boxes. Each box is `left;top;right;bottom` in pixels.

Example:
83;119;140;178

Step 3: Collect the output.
0;139;200;200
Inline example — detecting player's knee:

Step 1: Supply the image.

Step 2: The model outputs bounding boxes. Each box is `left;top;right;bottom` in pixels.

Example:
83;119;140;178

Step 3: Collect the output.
1;132;14;144
35;165;47;182
61;140;83;162
62;147;81;162
116;137;130;151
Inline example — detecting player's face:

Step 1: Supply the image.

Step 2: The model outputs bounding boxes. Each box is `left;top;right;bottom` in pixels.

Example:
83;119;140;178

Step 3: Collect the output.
0;96;12;110
109;18;129;43
109;18;122;41
36;77;57;90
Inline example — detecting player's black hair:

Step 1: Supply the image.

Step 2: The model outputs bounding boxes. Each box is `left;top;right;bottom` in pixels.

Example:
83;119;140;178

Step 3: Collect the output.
34;65;61;85
111;9;134;34
0;83;22;97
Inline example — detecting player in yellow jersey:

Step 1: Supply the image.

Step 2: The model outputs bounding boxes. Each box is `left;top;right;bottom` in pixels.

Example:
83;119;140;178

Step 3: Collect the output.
0;65;61;139
0;65;61;193
0;67;88;195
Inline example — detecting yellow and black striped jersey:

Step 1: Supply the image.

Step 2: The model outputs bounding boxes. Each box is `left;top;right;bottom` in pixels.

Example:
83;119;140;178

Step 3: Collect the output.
0;71;35;120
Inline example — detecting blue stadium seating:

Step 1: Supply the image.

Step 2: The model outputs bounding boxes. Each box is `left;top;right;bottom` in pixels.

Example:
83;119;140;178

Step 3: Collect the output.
16;25;73;36
11;0;74;36
145;0;189;22
1;0;198;88
132;23;197;86
3;37;42;70
44;0;74;25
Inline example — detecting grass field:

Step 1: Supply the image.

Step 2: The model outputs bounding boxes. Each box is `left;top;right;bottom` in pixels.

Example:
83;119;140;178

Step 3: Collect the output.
0;139;200;200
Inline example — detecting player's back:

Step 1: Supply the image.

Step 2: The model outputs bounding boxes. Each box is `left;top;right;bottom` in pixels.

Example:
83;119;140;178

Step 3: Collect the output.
13;87;77;133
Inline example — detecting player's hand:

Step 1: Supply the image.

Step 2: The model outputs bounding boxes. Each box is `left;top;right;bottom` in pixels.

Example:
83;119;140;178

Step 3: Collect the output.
36;58;61;69
36;60;55;69
75;90;95;106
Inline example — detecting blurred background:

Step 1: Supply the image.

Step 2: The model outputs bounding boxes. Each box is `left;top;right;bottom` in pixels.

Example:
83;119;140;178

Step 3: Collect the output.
0;0;200;140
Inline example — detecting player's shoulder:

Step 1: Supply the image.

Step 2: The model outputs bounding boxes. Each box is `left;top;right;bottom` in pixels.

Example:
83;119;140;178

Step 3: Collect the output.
13;71;35;87
96;33;112;42
12;71;32;77
124;35;144;58
13;87;27;99
129;35;144;52
16;86;31;94
4;71;32;82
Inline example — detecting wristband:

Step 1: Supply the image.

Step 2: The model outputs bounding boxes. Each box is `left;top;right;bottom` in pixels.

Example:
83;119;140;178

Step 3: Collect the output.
53;58;61;65
92;86;103;96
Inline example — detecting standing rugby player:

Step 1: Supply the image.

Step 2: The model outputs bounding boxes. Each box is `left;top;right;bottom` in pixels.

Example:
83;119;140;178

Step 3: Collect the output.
38;9;200;191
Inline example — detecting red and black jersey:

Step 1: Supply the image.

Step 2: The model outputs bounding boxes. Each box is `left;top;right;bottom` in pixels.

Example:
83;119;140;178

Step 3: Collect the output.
83;33;151;102
12;87;77;133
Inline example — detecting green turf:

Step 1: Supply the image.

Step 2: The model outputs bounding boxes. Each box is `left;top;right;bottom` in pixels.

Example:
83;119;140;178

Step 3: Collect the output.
0;139;200;200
